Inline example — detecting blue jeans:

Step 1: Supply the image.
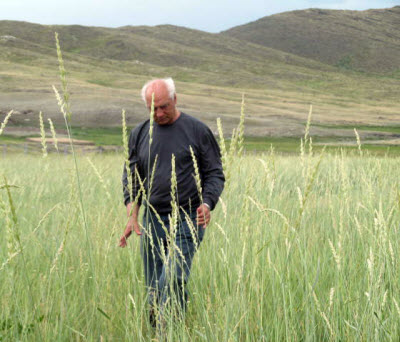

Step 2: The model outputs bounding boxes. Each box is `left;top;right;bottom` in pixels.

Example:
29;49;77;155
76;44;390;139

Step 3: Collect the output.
140;208;205;316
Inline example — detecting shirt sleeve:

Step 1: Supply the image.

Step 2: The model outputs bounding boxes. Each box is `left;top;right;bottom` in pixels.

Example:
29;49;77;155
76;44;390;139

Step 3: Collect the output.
198;125;225;210
122;129;143;206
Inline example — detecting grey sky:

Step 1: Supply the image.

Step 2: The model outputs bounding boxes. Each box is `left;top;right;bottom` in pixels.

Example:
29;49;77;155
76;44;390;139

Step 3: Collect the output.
1;0;399;32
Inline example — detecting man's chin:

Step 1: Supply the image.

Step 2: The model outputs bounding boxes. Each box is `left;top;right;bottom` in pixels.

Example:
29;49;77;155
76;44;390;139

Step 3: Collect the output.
155;119;169;125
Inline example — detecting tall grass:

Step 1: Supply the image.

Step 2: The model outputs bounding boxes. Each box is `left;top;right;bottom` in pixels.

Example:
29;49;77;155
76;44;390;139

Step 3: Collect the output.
1;145;400;340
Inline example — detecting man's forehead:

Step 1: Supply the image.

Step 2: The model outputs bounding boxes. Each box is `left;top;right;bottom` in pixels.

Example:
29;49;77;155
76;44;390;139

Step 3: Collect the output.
146;82;168;98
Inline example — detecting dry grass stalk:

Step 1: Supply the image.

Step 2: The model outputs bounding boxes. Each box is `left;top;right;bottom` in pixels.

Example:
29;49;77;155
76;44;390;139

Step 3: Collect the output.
39;111;48;157
190;145;202;203
122;109;134;203
0;198;17;258
149;93;155;146
86;157;112;201
181;209;199;251
237;94;246;157
48;118;59;152
55;32;71;121
329;287;335;311
304;104;313;144
169;154;178;237
148;154;158;196
393;298;400;317
312;287;334;337
0;110;13;136
354;128;363;156
217;118;228;172
0;251;20;272
328;239;341;271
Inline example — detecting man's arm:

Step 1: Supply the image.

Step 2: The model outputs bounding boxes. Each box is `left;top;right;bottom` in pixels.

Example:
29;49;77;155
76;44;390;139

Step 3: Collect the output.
119;202;141;247
196;125;225;227
198;126;225;210
122;125;147;206
120;127;143;247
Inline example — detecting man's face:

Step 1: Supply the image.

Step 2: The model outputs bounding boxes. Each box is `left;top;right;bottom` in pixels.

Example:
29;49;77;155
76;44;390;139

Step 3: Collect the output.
145;85;178;125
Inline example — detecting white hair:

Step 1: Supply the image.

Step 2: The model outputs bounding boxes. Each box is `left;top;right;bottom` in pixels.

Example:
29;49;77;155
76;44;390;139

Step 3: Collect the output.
141;77;176;103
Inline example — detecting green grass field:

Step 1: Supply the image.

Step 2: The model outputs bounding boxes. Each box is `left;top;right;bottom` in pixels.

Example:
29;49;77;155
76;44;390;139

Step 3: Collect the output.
3;128;400;156
1;32;400;340
1;142;400;340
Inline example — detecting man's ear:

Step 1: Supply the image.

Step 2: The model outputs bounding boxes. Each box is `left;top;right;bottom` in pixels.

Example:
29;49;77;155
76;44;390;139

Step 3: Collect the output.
173;94;177;104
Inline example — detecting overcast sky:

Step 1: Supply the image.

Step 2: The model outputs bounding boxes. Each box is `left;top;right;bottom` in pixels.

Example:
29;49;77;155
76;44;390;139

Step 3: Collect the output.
1;0;399;32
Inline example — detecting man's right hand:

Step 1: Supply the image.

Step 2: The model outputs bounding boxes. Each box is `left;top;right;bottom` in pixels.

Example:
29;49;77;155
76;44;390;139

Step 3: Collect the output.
120;203;141;248
119;221;142;248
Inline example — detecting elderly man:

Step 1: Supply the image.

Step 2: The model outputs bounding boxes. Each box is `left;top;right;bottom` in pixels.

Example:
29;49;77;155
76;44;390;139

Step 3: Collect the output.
120;77;224;325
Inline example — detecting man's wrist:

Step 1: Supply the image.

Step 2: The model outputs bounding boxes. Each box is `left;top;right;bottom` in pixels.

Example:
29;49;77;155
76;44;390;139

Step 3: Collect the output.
203;202;210;210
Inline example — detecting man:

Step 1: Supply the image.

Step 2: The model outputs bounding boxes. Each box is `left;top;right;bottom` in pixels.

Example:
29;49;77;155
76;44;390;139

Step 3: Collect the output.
119;77;225;325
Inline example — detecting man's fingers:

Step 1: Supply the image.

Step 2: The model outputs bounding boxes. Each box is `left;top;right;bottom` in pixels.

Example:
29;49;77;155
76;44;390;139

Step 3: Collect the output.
196;204;211;228
196;214;210;226
198;212;210;220
119;224;141;247
197;217;209;224
119;237;127;248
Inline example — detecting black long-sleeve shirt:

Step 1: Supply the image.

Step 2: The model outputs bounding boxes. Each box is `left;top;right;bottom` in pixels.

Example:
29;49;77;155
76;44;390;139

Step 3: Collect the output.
122;112;225;214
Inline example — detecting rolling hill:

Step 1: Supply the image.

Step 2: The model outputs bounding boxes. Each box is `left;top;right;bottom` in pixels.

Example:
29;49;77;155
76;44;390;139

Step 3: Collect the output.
222;6;400;74
0;20;335;87
0;7;399;138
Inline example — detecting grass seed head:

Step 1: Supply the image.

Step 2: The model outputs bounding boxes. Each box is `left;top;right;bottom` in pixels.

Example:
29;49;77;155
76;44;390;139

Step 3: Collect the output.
39;112;48;158
48;118;59;152
0;110;13;136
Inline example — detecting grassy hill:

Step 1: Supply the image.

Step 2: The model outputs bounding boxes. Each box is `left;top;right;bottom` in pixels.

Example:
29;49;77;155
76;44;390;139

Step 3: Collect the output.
222;6;400;74
0;8;399;141
0;20;337;86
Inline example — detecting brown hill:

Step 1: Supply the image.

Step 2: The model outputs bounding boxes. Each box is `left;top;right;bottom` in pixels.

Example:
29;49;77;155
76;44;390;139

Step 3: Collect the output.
0;20;332;77
222;6;400;74
0;14;399;136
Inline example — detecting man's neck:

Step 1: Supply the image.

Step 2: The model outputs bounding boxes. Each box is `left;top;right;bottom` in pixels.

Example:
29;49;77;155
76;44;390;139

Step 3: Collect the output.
171;110;181;123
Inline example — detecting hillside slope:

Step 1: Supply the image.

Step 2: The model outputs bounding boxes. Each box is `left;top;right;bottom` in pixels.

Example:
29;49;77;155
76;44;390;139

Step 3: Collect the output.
0;15;399;136
0;20;336;87
222;6;400;73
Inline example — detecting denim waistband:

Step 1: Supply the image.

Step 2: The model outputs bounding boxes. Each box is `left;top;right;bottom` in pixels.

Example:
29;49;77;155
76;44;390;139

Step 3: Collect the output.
144;206;196;221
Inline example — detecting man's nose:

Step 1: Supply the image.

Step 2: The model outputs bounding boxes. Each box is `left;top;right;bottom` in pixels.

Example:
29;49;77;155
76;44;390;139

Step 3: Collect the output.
156;108;164;117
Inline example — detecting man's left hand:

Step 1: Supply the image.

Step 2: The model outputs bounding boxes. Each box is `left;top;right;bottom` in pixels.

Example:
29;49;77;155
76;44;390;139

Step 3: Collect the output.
196;204;211;228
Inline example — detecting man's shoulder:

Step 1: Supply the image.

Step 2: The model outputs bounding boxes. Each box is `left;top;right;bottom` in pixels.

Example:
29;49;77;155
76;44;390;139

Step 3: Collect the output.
180;112;210;132
130;119;150;138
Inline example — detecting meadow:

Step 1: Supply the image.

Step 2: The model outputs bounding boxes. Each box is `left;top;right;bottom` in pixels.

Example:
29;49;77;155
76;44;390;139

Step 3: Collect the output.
1;33;400;341
1;137;400;340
